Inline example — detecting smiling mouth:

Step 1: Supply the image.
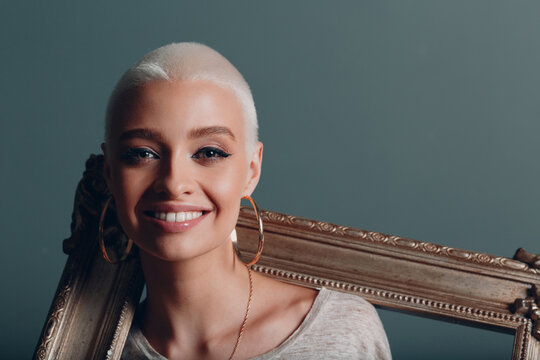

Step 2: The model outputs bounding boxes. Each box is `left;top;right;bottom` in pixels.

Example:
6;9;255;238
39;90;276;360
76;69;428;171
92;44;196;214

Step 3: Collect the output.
146;211;205;223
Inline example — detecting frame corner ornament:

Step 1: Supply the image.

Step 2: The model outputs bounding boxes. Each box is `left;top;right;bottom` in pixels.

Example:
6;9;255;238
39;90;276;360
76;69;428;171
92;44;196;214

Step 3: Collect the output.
63;154;109;255
514;248;540;270
62;154;134;262
512;285;540;341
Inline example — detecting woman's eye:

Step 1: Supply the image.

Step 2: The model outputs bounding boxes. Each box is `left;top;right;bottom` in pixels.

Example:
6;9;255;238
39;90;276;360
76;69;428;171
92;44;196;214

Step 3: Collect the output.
192;147;231;161
121;148;159;164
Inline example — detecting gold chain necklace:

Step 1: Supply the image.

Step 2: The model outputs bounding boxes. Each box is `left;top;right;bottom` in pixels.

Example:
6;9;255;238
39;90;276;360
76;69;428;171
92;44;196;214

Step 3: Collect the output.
228;266;253;360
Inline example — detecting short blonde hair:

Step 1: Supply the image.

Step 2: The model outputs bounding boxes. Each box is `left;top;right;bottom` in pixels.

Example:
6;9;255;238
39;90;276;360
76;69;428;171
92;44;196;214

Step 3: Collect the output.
105;42;258;151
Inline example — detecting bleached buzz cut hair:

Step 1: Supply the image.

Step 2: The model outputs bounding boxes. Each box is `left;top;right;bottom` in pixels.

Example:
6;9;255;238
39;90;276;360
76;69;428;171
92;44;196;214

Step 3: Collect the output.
105;42;258;151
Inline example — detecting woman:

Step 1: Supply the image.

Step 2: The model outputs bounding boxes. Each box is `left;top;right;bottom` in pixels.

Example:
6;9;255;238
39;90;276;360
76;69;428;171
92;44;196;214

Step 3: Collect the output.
102;42;391;359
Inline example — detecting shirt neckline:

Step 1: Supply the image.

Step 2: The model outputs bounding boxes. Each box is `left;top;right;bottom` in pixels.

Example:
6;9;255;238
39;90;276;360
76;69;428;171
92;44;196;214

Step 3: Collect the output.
131;287;330;360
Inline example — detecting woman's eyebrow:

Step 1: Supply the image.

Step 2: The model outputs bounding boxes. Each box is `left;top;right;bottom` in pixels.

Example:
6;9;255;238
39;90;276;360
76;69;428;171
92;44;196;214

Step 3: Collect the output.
118;128;163;142
188;126;236;141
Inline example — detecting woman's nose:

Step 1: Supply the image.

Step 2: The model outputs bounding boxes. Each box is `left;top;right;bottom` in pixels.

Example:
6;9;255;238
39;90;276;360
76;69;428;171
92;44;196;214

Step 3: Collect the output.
152;156;195;199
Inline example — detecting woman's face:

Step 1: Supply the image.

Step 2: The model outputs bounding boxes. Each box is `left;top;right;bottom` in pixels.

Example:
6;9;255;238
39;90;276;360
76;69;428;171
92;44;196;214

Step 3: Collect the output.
103;80;262;262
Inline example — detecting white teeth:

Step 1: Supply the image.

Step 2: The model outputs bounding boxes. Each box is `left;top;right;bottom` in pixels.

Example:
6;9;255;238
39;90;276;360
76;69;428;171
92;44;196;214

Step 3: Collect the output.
153;211;203;223
177;212;186;222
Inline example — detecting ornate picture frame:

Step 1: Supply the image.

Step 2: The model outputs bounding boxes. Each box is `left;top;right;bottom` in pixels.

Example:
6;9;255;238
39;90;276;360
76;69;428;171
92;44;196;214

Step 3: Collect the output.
35;155;540;359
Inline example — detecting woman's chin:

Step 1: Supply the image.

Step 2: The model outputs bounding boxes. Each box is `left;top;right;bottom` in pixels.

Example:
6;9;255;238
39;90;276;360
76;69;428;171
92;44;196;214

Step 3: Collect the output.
134;234;229;264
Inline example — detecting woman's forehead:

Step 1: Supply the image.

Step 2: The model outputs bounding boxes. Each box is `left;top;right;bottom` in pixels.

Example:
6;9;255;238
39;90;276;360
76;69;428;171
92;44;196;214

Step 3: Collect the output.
112;80;246;142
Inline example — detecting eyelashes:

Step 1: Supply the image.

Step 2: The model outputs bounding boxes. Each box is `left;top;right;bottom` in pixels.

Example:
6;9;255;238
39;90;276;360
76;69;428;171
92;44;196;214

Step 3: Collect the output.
121;148;159;164
120;146;231;165
191;147;231;161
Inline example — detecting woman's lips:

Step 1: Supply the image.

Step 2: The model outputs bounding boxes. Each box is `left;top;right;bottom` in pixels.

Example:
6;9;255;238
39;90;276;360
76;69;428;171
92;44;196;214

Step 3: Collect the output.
142;209;210;233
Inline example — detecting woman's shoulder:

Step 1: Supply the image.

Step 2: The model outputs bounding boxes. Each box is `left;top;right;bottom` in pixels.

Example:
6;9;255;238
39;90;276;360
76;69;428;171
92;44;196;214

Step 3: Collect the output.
318;287;380;318
305;287;387;332
252;286;392;360
305;288;392;359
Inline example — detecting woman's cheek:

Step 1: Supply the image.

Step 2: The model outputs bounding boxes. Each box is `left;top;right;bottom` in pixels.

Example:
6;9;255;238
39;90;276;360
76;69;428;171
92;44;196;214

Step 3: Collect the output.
211;165;246;202
113;168;142;236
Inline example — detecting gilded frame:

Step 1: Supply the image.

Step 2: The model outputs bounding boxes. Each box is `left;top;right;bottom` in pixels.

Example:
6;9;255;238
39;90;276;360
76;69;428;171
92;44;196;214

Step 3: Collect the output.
34;155;540;359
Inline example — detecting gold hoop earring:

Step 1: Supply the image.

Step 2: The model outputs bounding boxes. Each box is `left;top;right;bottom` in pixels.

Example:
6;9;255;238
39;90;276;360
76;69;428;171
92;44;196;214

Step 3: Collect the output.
98;197;133;264
232;196;264;266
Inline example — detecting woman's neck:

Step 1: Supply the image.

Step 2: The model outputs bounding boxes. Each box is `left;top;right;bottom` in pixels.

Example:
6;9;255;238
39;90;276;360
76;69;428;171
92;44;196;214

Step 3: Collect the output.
138;242;251;358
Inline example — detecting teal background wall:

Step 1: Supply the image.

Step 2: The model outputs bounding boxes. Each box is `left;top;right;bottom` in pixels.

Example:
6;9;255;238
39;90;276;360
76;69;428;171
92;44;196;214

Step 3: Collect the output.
2;1;539;359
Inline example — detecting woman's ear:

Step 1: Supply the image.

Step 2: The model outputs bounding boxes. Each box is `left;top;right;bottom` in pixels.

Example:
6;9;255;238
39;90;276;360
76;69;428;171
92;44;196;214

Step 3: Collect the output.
243;142;263;197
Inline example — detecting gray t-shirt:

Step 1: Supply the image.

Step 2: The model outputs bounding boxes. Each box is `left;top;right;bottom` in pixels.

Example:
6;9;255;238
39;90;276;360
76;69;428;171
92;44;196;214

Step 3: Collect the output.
121;287;392;359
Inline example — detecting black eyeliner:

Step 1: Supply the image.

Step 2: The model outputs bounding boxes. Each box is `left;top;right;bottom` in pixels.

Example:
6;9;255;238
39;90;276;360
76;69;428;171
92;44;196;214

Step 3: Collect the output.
192;146;232;160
